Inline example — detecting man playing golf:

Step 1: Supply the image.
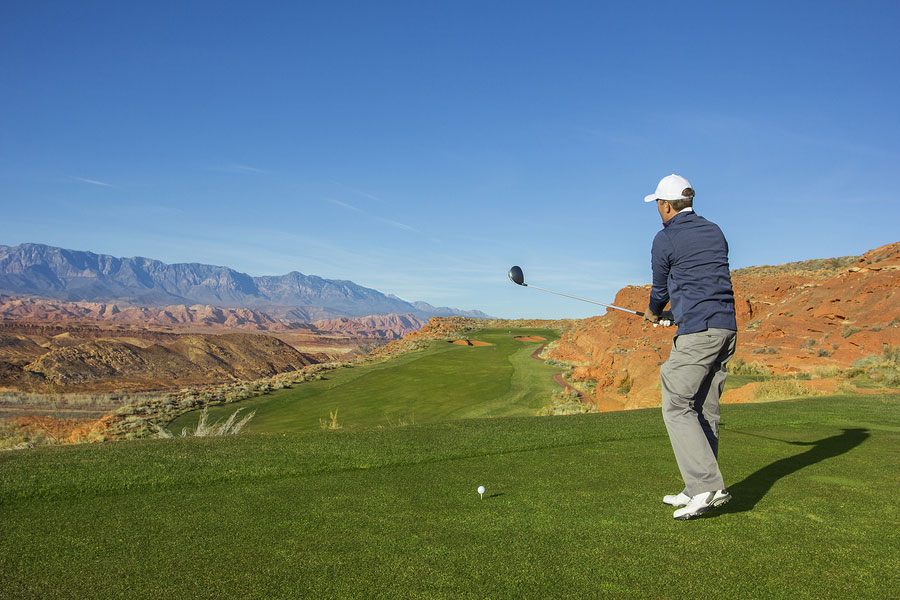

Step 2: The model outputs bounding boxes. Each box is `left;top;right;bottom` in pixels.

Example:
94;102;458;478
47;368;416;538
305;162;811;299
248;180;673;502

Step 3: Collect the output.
643;174;737;520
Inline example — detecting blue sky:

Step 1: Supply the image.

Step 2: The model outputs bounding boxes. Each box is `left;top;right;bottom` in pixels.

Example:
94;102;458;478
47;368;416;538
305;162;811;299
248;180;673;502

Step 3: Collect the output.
2;1;898;318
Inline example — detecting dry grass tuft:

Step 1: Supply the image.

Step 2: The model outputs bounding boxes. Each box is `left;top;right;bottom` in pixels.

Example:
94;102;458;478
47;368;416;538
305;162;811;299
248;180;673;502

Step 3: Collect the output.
751;380;820;402
155;407;255;438
319;409;342;430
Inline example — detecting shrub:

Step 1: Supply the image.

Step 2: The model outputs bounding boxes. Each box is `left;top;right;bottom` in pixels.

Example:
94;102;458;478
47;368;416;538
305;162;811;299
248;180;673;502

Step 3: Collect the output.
538;391;596;416
616;372;633;395
842;326;862;338
811;365;844;379
729;358;771;376
817;349;832;358
156;407;256;438
320;409;342;430
751;380;818;402
752;346;778;355
849;345;900;387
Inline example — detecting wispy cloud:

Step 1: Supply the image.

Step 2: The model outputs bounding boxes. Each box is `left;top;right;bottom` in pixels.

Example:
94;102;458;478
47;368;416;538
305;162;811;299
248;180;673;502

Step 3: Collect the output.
327;198;362;212
223;163;265;174
326;189;425;236
376;216;418;232
72;176;114;187
329;180;383;202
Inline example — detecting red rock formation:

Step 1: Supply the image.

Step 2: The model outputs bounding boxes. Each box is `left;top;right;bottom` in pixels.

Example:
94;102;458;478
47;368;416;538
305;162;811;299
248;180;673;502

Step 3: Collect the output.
0;296;428;340
547;242;900;410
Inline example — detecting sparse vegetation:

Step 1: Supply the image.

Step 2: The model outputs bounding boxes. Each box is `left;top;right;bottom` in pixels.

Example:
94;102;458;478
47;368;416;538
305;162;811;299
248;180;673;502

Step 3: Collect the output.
616;371;633;395
811;365;844;379
842;325;862;338
537;390;596;416
847;345;900;387
732;255;859;278
156;407;255;438
319;409;342;430
751;346;779;355
751;379;820;401
729;358;772;376
565;375;598;397
384;414;417;428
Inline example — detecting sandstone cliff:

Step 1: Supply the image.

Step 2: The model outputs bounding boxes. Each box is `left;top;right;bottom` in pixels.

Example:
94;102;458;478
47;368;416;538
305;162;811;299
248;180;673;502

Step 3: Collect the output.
547;242;900;410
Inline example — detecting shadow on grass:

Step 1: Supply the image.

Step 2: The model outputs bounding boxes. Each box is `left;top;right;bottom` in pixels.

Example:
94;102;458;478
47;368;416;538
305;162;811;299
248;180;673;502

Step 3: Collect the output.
723;427;870;514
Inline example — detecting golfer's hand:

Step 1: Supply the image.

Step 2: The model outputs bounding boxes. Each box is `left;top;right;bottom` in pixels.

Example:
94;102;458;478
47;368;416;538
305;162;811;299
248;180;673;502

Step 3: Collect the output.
658;311;675;327
644;312;659;324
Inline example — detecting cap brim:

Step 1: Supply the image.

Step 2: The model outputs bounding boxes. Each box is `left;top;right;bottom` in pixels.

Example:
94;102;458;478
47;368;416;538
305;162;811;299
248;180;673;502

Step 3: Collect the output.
643;193;658;203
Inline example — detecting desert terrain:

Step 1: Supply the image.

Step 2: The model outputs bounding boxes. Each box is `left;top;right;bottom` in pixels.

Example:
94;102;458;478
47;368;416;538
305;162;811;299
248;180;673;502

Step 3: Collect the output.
547;241;900;410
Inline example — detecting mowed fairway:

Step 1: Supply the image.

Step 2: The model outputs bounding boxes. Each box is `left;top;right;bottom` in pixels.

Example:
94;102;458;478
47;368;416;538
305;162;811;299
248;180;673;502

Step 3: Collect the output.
167;328;563;433
2;394;898;599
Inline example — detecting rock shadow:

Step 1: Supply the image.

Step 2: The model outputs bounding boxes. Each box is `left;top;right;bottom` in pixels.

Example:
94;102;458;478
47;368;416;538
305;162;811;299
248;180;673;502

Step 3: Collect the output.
722;427;870;514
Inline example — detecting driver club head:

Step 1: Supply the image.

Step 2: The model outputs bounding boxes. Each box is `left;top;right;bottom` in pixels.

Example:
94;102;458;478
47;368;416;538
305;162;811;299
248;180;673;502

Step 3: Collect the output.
508;265;525;286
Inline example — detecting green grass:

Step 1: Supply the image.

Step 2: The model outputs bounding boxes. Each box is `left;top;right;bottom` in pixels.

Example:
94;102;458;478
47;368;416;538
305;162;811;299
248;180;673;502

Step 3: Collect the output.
2;393;899;598
723;373;770;390
167;328;564;433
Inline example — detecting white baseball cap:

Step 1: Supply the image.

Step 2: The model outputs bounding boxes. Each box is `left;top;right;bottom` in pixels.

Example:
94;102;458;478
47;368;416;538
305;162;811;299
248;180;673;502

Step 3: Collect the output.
643;174;693;203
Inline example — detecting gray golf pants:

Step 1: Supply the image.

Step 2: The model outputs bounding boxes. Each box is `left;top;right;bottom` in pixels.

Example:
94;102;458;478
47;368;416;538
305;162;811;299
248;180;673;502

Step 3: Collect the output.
661;328;737;497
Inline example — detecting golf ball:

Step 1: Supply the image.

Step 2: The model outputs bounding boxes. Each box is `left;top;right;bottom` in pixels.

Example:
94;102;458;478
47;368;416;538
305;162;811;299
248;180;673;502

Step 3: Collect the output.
477;485;486;495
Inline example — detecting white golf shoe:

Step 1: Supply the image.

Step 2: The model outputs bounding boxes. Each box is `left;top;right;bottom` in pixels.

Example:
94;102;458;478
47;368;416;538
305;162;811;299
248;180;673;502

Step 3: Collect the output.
662;492;691;507
673;489;731;520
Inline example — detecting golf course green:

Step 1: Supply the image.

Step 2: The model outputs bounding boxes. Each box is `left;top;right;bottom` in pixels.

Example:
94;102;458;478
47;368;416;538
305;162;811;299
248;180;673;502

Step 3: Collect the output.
2;393;898;598
167;328;565;433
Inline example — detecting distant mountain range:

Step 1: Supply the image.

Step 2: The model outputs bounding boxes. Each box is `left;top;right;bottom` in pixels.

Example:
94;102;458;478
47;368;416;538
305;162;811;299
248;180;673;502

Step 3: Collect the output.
0;243;491;321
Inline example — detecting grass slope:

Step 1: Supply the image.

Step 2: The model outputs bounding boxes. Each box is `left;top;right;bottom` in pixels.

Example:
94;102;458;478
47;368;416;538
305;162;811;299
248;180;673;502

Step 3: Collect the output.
167;328;563;433
2;394;899;599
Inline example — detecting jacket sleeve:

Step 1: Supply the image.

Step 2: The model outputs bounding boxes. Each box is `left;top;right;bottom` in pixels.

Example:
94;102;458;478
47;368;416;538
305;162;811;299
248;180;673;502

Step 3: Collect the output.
649;231;670;315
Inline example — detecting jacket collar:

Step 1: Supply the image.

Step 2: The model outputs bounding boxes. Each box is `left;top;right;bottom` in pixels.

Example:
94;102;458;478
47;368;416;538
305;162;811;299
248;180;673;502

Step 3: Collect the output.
663;210;696;228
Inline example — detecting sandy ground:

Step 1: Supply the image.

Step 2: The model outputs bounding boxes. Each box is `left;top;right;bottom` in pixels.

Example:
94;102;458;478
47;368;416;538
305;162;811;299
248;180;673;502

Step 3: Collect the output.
449;340;493;346
515;336;547;342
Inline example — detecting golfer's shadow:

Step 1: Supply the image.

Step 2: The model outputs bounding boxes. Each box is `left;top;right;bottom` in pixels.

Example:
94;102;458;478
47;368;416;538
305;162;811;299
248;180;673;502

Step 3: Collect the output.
722;427;869;514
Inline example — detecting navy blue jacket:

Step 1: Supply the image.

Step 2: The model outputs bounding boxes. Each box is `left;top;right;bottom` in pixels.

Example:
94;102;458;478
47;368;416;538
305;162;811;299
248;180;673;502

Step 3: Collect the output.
649;211;737;335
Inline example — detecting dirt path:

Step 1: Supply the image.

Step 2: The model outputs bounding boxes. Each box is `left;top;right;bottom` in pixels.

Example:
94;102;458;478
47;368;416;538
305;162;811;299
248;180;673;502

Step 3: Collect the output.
530;343;588;404
551;372;584;401
529;341;625;412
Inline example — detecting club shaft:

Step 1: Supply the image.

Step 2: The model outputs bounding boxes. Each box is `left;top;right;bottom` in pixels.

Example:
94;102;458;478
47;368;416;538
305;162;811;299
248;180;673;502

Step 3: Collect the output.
525;284;644;316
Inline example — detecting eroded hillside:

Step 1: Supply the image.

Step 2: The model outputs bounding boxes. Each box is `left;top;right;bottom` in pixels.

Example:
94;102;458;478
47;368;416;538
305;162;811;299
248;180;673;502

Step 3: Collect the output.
547;242;900;410
2;333;315;391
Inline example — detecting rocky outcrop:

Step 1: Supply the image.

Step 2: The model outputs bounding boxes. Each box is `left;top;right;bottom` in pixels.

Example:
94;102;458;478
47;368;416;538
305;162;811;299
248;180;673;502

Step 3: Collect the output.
0;299;436;390
0;296;307;331
309;314;426;339
547;242;900;410
20;333;315;389
0;296;430;342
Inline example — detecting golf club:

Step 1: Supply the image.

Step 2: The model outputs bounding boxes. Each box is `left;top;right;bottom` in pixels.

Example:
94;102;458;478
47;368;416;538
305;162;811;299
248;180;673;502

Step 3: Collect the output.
508;265;674;326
